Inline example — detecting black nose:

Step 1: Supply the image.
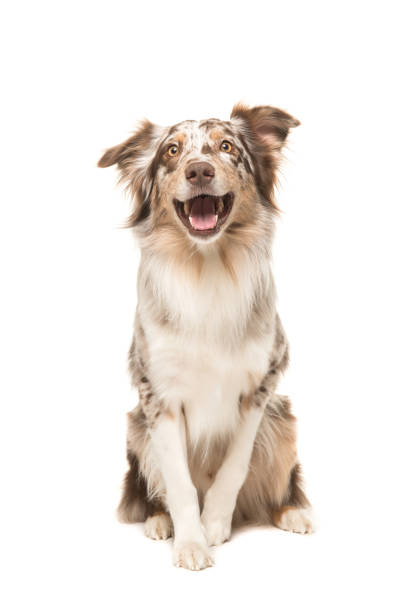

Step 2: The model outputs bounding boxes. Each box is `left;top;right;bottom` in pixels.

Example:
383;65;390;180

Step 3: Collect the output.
185;162;215;185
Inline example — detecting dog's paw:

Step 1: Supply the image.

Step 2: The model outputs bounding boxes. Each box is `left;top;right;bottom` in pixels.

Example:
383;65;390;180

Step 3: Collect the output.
144;512;173;540
274;506;315;534
201;512;232;546
173;540;214;571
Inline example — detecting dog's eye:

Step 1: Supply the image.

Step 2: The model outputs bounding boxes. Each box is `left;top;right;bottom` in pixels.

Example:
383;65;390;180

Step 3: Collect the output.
168;145;179;157
220;141;232;153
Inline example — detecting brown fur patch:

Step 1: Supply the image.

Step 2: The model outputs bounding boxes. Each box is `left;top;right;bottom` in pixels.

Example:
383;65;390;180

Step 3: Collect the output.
269;505;294;525
286;463;309;507
209;128;223;141
218;243;237;284
117;450;164;523
201;143;212;155
143;223;204;283
240;395;251;411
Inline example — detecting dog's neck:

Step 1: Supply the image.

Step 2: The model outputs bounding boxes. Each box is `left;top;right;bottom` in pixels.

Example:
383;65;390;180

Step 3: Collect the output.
137;237;275;349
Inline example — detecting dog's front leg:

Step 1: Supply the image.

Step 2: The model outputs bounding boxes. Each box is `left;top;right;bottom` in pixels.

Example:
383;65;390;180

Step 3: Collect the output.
150;404;213;570
201;400;264;546
201;346;284;546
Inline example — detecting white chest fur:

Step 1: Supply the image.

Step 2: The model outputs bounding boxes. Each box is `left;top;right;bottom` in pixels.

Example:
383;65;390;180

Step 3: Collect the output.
144;327;272;444
139;249;274;445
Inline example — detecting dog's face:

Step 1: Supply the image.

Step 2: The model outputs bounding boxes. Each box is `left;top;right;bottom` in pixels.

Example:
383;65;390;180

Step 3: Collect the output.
99;104;299;247
149;119;247;241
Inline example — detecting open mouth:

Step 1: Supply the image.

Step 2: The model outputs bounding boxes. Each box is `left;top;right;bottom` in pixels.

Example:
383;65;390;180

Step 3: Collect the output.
173;193;234;237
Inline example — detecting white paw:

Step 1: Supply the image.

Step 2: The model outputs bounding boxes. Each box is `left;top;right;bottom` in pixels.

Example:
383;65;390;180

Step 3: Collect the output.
277;507;315;534
201;512;232;546
173;540;214;571
144;513;173;540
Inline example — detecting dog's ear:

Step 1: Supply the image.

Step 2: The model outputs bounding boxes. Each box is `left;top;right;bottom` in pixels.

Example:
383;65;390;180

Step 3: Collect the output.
230;104;299;210
98;120;165;226
230;104;300;151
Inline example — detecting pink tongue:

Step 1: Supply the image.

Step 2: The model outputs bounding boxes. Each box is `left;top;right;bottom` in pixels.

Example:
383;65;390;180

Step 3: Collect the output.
189;197;217;230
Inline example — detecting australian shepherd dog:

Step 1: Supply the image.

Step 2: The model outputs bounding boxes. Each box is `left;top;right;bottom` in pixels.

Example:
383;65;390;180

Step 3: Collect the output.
98;104;314;570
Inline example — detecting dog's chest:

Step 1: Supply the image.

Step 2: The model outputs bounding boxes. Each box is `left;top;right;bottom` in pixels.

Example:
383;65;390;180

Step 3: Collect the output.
140;252;273;443
146;328;271;444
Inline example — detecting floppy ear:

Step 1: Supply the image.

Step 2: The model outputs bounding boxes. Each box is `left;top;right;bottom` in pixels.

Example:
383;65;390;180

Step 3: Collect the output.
230;103;300;151
98;120;165;226
230;104;300;210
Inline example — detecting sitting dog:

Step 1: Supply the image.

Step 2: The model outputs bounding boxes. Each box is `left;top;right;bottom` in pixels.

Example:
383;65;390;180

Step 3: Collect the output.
98;104;314;570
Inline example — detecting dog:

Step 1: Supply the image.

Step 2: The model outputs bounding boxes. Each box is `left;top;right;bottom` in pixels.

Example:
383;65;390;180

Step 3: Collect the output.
98;103;314;570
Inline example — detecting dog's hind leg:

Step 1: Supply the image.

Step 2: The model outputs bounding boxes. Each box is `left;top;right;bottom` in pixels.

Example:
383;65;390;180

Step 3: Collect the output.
117;450;149;523
234;395;315;534
118;409;173;539
269;463;315;534
117;408;165;524
144;511;173;540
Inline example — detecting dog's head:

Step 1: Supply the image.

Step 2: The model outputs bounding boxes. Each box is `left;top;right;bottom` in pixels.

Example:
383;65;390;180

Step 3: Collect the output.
98;104;299;248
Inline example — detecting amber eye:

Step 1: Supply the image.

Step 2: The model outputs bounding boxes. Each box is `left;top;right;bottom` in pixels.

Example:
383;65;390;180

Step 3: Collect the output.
221;140;232;153
168;144;179;157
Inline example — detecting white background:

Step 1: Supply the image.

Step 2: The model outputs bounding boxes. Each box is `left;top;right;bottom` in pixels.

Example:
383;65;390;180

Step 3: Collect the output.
1;1;407;610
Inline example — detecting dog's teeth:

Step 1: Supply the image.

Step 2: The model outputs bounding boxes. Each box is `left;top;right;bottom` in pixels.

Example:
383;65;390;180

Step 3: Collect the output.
217;197;223;214
215;214;218;223
189;216;193;225
184;201;189;216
